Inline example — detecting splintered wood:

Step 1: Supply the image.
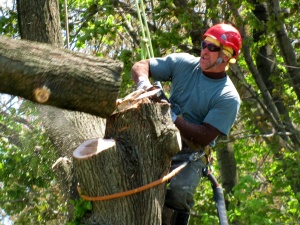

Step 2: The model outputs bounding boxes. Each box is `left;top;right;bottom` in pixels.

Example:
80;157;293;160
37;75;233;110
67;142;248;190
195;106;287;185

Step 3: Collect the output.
73;138;116;159
115;89;149;112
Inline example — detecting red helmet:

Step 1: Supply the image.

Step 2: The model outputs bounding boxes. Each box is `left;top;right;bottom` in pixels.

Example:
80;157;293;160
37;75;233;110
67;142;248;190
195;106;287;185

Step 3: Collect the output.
203;23;242;58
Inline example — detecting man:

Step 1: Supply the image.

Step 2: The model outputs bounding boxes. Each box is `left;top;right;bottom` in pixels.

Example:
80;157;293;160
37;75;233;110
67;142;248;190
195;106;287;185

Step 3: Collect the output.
131;23;242;225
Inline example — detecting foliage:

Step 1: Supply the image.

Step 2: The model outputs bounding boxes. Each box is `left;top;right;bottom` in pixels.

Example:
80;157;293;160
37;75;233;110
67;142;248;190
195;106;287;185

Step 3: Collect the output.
0;0;18;37
66;199;92;225
0;96;67;224
1;0;300;224
226;139;300;224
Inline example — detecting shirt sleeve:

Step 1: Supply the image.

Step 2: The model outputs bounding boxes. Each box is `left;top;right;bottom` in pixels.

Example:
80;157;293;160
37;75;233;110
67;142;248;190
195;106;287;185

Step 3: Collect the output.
149;53;195;82
203;97;240;136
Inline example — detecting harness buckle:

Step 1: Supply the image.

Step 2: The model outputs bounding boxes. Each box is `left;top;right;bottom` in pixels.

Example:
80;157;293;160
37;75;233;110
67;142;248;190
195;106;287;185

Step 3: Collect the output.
189;151;206;161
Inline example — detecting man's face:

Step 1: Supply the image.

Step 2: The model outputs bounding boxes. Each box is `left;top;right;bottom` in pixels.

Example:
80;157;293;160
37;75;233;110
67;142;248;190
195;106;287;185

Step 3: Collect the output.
199;41;226;72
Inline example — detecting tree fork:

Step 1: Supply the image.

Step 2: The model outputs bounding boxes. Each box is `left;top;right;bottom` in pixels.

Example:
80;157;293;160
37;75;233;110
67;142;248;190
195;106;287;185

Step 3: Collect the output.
73;102;181;225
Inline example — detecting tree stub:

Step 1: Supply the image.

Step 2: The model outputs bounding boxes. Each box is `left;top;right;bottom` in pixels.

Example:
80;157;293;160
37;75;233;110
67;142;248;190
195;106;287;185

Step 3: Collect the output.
73;102;181;225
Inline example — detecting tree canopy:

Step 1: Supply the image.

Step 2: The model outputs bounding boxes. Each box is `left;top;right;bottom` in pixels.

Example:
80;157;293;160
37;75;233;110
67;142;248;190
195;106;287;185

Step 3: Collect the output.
0;0;299;224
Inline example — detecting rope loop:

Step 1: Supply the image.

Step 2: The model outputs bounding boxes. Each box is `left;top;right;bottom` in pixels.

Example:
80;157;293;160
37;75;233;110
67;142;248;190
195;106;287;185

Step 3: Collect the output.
77;162;188;201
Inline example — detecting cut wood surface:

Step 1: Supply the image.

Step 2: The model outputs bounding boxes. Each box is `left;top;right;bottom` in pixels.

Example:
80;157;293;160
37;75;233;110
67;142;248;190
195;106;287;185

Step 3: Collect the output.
73;138;116;159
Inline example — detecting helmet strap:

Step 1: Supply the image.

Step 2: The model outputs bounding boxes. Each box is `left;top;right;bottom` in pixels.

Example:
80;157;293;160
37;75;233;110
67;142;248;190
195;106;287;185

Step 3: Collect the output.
215;57;223;65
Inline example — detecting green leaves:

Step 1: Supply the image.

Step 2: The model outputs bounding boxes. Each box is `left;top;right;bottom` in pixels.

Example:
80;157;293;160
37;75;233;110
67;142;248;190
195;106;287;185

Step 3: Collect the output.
0;98;67;223
0;0;299;224
67;199;92;225
0;6;18;36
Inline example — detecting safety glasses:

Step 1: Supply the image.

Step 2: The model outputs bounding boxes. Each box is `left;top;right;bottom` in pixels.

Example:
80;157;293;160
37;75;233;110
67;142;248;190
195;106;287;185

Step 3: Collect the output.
201;41;221;52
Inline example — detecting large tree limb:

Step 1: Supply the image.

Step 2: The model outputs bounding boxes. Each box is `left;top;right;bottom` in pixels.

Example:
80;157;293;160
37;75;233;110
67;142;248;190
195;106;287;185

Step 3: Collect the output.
0;36;123;118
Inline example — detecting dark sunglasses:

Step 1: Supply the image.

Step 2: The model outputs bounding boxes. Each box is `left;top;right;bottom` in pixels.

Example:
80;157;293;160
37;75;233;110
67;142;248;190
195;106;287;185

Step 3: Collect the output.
201;41;221;52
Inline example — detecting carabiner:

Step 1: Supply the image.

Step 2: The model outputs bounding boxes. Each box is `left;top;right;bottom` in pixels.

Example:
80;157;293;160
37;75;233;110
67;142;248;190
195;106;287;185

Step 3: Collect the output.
189;151;205;161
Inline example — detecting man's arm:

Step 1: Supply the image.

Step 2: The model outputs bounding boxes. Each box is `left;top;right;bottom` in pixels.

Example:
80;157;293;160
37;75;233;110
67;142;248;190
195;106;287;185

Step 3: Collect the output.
131;59;152;89
175;117;221;147
132;59;221;147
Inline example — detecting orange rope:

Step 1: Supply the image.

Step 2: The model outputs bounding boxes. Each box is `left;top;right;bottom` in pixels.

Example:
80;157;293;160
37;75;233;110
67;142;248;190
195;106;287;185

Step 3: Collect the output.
77;162;188;201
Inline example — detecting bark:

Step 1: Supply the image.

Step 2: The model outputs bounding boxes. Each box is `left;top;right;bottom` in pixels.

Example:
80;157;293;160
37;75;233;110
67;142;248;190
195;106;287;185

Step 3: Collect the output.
216;143;238;194
41;105;107;197
73;103;181;225
0;36;123;118
17;0;63;47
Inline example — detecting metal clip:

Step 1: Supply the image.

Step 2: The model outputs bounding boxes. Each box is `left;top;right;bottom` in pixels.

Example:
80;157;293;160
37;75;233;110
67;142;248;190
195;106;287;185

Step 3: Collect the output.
189;151;205;161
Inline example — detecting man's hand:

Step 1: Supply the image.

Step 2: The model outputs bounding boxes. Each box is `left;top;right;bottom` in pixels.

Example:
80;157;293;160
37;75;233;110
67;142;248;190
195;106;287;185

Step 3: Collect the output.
138;80;170;103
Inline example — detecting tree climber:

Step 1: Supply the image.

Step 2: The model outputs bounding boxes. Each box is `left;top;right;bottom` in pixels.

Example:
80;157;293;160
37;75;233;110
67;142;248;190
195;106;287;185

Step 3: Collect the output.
131;23;242;225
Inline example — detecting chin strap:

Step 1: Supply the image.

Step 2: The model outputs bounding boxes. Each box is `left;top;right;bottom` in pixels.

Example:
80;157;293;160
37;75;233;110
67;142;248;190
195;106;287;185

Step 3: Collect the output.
215;57;223;65
202;57;223;71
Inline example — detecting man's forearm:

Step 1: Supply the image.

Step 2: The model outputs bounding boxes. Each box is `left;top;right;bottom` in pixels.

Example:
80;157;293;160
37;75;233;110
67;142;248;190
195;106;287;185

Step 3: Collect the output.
174;117;221;147
131;59;151;85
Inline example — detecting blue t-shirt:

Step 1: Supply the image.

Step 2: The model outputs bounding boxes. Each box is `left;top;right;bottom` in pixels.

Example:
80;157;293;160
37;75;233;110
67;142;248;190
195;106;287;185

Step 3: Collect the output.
150;53;240;139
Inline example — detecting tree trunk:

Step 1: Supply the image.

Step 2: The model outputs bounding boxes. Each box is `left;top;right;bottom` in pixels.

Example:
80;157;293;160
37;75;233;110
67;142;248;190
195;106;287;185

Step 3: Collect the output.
252;0;300;147
16;0;63;47
15;0;113;221
216;143;238;194
0;36;122;117
73;103;180;224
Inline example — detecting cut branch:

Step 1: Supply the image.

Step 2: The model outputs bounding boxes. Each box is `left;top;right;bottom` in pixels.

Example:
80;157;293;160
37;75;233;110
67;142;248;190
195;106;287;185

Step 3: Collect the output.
0;35;123;118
